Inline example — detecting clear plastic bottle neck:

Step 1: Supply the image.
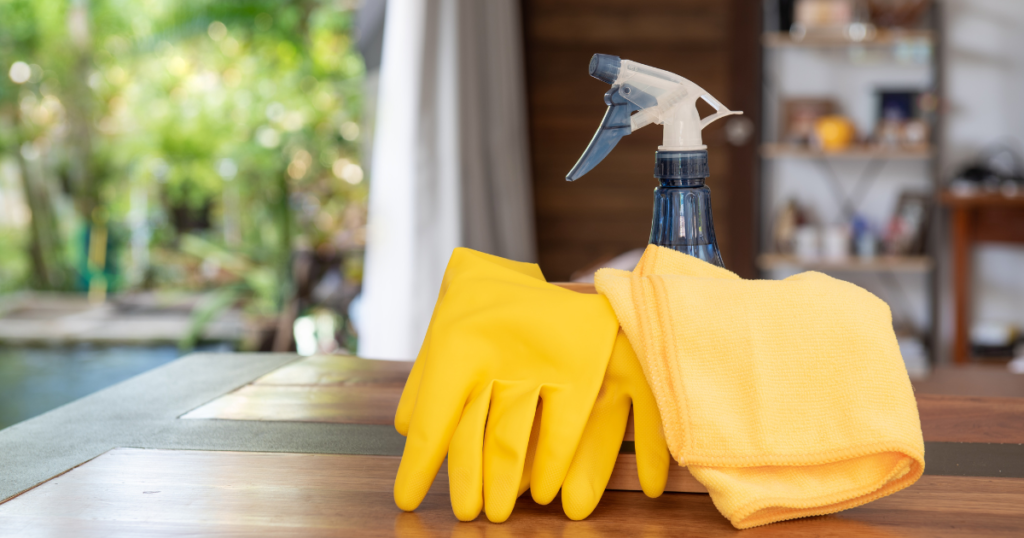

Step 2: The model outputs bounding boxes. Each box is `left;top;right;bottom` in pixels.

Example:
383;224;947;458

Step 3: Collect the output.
648;150;724;267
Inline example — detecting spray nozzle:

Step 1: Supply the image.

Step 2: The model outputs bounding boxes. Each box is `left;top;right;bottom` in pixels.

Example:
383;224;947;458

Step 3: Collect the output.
566;54;742;182
589;54;621;84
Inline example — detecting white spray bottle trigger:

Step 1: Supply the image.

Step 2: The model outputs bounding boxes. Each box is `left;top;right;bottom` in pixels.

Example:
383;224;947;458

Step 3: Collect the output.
613;60;741;151
567;55;743;182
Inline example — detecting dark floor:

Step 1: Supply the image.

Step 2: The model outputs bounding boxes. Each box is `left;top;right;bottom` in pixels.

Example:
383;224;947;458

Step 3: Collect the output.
0;344;230;430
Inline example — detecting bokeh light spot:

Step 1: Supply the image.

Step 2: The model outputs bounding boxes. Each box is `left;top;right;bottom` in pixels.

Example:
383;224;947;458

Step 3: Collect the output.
217;158;238;180
256;126;281;148
333;159;363;184
168;56;189;77
208;21;228;42
340;121;360;141
8;61;31;84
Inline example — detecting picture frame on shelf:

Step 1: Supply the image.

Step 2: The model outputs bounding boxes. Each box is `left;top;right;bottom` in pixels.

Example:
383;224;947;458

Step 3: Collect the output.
874;89;936;149
884;192;931;255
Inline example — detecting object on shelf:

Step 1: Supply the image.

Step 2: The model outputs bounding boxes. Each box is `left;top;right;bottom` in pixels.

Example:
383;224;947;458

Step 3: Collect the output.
856;232;878;259
948;144;1024;196
902;119;928;148
866;0;932;28
781;98;836;145
1009;343;1024;374
971;321;1018;347
773;199;813;254
822;224;851;261
794;0;855;27
970;321;1019;359
793;225;821;262
873;90;935;149
852;215;878;259
812;115;857;152
883;192;930;255
791;0;877;42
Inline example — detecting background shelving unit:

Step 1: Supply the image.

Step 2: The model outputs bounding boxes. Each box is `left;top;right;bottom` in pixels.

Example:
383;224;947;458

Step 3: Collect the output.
759;3;943;368
762;28;934;48
760;143;933;160
757;253;933;273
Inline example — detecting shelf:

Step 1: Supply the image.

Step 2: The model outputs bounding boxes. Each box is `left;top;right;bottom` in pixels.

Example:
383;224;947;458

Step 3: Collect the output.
762;29;934;49
940;190;1024;208
757;253;933;273
760;143;933;160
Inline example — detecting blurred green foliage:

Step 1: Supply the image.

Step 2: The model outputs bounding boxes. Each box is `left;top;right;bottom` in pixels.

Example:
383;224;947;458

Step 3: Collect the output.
0;0;368;346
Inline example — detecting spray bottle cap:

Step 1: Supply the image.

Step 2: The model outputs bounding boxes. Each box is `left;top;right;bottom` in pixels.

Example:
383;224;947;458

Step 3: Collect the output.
567;54;742;181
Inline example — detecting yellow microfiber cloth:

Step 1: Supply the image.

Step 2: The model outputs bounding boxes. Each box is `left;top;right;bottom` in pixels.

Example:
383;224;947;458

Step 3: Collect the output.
594;245;924;529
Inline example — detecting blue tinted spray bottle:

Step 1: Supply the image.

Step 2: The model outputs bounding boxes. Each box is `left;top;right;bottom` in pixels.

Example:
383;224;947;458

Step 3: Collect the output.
567;54;742;267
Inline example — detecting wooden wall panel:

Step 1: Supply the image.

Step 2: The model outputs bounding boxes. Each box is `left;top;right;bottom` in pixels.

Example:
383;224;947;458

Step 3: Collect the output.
523;0;760;280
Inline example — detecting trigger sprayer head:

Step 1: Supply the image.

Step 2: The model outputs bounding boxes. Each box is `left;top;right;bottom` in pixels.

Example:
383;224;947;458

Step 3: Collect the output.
566;54;742;182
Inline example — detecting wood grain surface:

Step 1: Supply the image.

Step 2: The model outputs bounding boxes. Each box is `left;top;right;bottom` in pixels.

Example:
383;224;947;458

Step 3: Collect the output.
610;453;706;493
1;448;1020;537
177;353;1024;496
916;394;1024;444
910;364;1024;398
180;384;406;424
253;354;413;386
180;355;411;423
184;354;1024;444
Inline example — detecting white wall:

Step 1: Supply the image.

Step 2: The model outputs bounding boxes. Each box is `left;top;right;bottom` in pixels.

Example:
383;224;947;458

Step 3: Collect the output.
941;0;1024;358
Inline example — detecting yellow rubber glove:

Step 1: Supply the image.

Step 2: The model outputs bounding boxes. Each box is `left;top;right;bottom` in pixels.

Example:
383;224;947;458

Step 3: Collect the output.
561;329;670;520
395;249;544;439
393;248;620;523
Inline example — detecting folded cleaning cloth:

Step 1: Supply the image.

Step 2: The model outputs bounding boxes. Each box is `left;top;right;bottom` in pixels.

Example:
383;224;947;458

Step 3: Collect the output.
594;245;925;529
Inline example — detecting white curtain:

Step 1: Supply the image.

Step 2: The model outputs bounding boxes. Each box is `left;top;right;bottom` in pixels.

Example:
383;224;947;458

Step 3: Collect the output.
358;0;536;361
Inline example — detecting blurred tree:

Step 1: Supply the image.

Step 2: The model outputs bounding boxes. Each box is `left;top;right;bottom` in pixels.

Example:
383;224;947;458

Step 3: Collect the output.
0;0;71;289
0;0;367;349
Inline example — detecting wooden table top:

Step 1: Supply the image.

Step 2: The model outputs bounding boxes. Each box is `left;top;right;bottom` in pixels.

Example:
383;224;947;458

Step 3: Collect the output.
1;448;1021;538
177;353;1024;494
183;355;1024;445
4;352;1024;536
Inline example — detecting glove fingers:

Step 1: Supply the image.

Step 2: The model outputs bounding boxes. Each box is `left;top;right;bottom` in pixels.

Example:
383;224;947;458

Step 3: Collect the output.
561;389;631;521
483;382;541;523
527;387;599;505
529;326;627;506
394;374;474;512
631;396;670;498
447;383;495;521
518;400;543;497
616;329;670;499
